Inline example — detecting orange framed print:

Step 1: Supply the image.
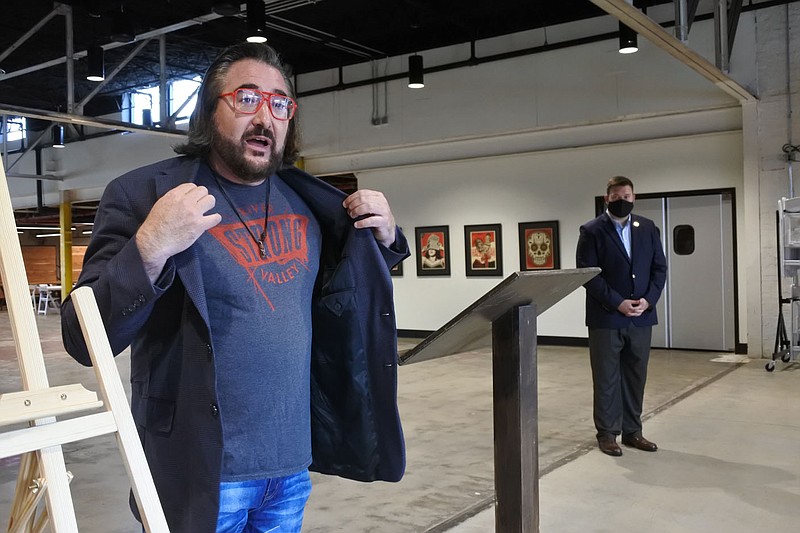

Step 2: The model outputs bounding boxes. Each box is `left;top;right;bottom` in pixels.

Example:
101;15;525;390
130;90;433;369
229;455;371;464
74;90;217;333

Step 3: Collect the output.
415;225;450;276
464;224;503;277
519;220;560;271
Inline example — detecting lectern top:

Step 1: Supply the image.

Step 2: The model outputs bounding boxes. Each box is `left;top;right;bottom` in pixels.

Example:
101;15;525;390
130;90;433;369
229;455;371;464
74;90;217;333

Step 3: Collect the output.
399;268;600;365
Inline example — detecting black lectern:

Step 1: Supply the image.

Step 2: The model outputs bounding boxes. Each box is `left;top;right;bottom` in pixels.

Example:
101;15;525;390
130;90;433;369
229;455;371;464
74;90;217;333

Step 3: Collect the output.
400;268;600;533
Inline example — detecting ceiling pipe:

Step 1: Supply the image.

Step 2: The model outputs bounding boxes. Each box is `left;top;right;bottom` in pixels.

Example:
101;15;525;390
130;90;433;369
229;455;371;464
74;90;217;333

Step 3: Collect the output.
159;35;168;125
714;0;730;73
675;0;689;42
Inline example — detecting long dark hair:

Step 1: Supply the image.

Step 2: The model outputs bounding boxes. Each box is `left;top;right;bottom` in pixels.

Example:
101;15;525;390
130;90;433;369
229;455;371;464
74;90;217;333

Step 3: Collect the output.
173;42;300;165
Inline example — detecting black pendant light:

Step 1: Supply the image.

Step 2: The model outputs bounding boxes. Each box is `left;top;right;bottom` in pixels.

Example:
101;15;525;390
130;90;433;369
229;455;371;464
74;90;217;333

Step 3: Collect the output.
247;0;267;43
86;45;105;81
618;22;638;54
52;124;65;148
408;54;424;89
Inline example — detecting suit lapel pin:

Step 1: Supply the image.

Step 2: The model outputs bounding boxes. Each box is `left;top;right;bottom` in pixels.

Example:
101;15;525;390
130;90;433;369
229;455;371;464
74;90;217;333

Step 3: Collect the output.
633;221;640;227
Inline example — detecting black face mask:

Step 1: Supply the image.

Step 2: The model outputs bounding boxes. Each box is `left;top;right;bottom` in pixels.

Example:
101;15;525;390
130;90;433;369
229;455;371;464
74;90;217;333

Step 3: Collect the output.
607;199;633;218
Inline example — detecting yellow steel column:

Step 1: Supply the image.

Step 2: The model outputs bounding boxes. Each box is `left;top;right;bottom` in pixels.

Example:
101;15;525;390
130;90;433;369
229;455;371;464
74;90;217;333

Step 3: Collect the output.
59;192;73;297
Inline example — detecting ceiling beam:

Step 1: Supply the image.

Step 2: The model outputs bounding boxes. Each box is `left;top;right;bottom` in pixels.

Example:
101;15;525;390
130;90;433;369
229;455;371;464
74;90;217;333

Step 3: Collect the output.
0;106;185;138
587;0;756;102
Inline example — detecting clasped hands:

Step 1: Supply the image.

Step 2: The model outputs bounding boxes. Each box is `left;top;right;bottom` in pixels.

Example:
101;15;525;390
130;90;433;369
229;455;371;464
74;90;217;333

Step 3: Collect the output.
617;298;649;317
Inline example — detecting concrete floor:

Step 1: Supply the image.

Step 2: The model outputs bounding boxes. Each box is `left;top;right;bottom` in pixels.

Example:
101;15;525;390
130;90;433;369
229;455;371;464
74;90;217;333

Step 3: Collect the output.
1;309;798;532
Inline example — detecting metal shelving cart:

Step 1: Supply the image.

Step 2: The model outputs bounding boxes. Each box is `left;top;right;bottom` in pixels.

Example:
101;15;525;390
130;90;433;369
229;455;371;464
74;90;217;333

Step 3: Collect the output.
769;197;800;371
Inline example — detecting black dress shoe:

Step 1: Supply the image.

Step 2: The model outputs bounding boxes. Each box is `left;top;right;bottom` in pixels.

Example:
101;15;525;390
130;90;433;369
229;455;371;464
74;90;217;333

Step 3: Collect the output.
621;434;658;452
597;436;622;456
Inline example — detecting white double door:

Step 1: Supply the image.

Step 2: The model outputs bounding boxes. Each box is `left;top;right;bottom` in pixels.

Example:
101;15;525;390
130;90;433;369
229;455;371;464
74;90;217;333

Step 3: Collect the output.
634;192;736;351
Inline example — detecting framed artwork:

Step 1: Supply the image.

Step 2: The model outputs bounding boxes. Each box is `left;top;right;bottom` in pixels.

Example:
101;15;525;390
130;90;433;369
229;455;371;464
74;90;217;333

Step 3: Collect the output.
519;221;560;271
390;226;405;277
415;225;451;276
390;261;403;277
464;224;503;277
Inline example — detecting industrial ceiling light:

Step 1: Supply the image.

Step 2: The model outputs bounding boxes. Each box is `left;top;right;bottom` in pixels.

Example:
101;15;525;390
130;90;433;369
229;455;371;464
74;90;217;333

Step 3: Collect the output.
618;22;638;54
408;54;424;89
110;5;136;43
52;125;65;148
86;45;105;81
246;0;267;43
212;1;241;16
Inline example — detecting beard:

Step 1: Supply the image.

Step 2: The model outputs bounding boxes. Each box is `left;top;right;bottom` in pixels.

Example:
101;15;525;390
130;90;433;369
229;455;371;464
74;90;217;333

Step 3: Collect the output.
211;126;284;184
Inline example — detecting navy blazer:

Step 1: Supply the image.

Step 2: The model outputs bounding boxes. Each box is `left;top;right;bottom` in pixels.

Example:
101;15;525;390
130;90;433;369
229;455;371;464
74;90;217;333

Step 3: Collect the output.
61;157;409;532
576;212;667;329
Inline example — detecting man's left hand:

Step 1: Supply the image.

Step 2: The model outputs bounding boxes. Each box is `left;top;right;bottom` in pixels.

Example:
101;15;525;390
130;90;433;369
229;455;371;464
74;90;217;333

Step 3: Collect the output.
629;298;650;316
343;189;397;247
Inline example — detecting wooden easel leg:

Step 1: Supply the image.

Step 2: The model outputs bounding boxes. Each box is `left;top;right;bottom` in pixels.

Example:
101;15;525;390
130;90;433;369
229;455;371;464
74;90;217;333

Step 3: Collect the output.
2;150;166;532
8;452;40;532
71;287;170;533
1;148;80;533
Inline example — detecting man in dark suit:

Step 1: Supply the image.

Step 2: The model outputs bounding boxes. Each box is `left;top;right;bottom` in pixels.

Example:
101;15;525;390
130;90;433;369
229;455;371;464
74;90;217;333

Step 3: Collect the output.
576;176;667;457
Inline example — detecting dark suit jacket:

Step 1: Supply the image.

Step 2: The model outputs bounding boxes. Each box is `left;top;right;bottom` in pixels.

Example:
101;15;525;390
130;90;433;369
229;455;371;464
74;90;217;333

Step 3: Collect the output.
576;212;667;329
60;156;409;532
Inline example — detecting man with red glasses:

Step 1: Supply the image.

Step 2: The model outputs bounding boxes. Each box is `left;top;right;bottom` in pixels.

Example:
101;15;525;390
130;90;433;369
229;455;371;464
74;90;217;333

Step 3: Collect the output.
61;42;408;533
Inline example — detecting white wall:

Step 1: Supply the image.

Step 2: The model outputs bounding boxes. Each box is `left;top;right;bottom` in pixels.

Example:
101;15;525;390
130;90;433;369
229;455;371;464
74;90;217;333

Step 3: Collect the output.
355;130;744;337
298;18;745;162
8;132;179;209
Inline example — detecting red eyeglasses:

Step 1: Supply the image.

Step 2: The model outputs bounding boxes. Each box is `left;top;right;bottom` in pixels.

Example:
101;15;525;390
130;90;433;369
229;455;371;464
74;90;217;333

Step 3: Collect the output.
218;88;297;120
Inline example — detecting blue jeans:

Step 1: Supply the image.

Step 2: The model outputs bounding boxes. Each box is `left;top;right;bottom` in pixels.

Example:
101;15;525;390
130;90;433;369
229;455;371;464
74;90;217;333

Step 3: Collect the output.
215;469;312;533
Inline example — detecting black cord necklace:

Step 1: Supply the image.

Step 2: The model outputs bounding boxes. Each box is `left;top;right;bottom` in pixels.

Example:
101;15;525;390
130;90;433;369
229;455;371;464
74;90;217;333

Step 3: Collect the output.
212;173;271;259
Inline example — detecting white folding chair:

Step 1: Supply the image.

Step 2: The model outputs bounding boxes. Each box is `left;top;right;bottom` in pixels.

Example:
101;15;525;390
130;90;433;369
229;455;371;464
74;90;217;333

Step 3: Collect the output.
36;284;49;315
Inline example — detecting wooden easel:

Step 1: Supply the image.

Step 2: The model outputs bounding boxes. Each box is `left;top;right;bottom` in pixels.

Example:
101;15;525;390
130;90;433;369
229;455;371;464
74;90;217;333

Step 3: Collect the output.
0;160;169;532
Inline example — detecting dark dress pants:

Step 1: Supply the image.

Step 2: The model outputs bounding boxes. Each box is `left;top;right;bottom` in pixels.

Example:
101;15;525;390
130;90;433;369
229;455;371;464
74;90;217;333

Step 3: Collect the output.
588;325;652;439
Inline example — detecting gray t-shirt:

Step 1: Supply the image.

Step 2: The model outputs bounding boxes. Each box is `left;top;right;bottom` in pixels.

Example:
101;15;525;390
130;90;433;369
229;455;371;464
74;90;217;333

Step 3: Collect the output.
197;164;321;480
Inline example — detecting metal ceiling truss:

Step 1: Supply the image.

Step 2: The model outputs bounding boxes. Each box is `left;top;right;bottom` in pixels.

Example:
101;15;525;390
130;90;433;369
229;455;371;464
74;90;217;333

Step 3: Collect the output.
0;0;382;147
588;0;755;102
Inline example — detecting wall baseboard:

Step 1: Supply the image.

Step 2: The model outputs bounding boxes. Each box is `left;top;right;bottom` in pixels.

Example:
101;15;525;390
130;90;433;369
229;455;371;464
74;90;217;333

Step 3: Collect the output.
398;329;433;339
398;333;748;353
735;342;748;355
538;336;589;347
398;330;589;347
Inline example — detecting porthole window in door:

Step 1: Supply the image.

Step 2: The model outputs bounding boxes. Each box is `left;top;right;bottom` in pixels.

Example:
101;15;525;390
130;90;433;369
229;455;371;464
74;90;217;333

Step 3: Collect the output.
673;224;695;255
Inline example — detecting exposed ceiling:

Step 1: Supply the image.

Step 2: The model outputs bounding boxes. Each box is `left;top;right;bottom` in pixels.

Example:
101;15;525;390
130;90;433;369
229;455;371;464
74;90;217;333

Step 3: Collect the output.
0;0;787;230
0;0;660;229
0;0;682;117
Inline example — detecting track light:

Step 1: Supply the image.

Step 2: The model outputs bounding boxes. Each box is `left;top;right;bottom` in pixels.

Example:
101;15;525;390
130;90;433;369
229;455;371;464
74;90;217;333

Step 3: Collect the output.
408;55;424;89
52;125;65;148
246;0;267;43
618;22;638;54
110;5;135;43
86;45;105;81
